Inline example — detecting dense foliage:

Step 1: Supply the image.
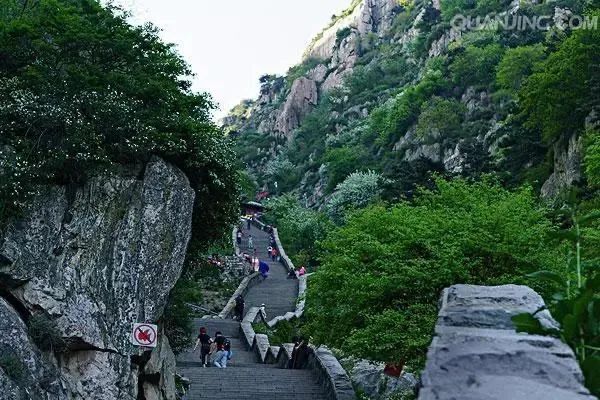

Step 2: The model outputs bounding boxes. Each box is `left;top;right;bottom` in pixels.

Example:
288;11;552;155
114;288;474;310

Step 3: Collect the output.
0;0;240;351
305;178;564;369
0;0;239;243
513;198;600;396
262;195;332;268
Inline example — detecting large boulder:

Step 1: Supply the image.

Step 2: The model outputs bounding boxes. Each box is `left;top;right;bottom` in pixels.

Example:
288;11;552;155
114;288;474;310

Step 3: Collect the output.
0;157;195;399
418;284;597;400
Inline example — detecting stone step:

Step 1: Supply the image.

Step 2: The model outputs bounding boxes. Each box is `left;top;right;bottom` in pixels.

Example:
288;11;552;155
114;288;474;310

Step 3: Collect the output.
176;225;329;400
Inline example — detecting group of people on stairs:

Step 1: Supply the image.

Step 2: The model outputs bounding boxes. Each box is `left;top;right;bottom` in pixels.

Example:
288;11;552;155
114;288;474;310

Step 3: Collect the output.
193;327;232;369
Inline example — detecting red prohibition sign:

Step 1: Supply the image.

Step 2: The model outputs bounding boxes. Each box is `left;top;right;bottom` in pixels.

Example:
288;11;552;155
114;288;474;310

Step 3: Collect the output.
134;324;157;346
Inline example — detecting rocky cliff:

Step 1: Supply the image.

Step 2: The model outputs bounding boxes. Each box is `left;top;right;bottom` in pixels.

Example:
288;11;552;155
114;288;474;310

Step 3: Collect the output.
227;0;592;204
0;157;195;400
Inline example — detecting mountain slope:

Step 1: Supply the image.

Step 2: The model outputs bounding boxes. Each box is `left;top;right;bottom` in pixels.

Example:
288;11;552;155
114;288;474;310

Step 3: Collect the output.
226;0;598;206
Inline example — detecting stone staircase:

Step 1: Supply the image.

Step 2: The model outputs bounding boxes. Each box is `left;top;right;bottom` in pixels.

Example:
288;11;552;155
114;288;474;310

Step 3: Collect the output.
176;225;330;400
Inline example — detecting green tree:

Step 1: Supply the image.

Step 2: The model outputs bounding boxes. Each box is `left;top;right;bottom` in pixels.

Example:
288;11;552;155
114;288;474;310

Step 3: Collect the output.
496;44;546;93
263;195;332;267
519;24;600;142
0;0;240;350
415;96;467;140
326;171;386;223
450;44;504;88
325;147;366;193
306;178;563;368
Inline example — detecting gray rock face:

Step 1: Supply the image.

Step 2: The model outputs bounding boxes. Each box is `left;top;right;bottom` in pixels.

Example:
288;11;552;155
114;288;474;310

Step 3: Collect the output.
275;77;318;138
0;157;195;400
418;284;597;400
347;359;417;400
305;0;399;61
0;298;65;400
143;334;177;400
541;134;583;198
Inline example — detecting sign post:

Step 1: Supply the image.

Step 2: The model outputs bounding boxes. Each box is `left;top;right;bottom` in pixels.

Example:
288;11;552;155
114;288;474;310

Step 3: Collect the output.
131;323;158;348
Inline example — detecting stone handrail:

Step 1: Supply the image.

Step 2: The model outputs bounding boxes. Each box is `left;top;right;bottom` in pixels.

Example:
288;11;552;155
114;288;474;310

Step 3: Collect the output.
232;225;241;256
217;272;260;319
233;216;355;399
240;307;355;400
272;227;294;273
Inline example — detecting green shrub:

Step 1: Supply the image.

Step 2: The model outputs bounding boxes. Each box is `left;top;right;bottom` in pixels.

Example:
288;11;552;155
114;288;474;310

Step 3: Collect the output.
450;44;504;88
585;131;600;188
326;171;386;223
0;0;239;244
496;44;546;93
325;147;366;192
519;23;600;142
162;273;203;354
264;195;332;267
336;27;353;46
306;178;563;369
370;70;448;145
285;57;324;90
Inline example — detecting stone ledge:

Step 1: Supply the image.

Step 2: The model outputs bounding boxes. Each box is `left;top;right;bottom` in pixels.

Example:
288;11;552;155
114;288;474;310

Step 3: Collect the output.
240;322;255;350
253;334;270;363
418;284;597;400
308;346;356;400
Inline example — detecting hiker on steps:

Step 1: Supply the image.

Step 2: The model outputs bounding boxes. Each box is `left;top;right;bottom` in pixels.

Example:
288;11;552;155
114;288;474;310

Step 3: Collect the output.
213;331;229;368
291;337;310;369
251;250;259;273
234;295;245;321
271;247;278;262
259;260;270;281
193;327;212;368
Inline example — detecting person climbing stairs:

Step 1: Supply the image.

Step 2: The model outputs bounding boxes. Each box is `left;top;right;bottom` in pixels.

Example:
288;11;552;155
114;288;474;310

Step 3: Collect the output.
176;224;329;400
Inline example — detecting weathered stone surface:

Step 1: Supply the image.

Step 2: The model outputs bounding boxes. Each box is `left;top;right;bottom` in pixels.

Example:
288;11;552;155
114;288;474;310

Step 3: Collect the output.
347;359;417;400
253;334;270;363
542;134;583;198
240;322;256;349
0;157;195;400
307;64;329;83
311;346;356;400
0;298;65;399
275;77;318;138
60;351;137;400
419;284;596;400
305;0;399;61
143;334;177;400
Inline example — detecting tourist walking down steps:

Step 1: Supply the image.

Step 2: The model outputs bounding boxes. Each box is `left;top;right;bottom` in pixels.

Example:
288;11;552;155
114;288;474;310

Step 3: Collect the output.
193;327;212;368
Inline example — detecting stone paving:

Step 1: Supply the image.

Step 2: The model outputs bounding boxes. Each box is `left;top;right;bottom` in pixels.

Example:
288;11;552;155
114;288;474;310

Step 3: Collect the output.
176;225;326;400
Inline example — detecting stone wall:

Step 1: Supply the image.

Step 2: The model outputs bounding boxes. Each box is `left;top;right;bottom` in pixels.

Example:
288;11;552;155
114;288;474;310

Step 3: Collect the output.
418;284;597;400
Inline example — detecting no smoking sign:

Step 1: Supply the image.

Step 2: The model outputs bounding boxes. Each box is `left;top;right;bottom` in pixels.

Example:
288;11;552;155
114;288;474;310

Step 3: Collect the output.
131;323;158;348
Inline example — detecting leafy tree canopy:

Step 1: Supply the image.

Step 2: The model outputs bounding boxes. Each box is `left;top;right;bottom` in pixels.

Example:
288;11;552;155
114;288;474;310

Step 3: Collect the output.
0;0;238;242
305;178;563;368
